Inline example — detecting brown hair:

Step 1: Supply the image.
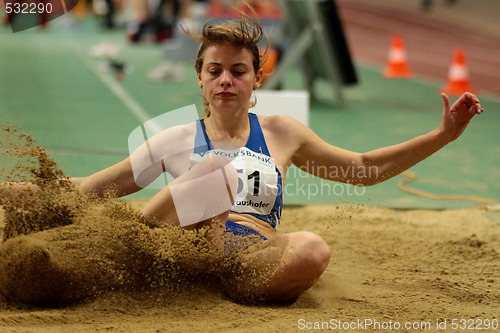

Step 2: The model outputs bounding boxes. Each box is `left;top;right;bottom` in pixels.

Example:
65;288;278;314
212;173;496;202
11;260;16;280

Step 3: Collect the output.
183;11;268;116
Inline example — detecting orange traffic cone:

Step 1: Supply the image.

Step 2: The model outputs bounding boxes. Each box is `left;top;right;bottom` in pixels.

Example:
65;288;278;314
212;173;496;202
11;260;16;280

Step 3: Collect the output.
384;34;412;78
441;47;475;95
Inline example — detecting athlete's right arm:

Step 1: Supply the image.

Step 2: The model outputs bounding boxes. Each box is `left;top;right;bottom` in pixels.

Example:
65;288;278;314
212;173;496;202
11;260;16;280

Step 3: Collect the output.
0;157;149;204
70;123;196;198
70;157;142;198
1;124;196;202
0;158;141;204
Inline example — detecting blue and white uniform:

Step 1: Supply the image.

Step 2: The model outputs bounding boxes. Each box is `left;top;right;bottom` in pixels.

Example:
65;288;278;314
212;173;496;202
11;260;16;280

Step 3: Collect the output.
190;113;283;231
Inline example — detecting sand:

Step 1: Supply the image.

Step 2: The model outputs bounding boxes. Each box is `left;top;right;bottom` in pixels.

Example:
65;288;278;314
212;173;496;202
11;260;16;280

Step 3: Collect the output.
0;203;499;332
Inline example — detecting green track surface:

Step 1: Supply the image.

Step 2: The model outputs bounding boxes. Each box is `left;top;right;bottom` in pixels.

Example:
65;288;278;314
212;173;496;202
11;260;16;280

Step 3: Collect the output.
1;18;499;210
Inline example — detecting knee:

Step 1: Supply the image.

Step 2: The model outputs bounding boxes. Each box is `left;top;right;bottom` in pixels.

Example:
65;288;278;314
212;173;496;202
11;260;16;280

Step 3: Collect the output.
289;231;331;287
223;232;330;303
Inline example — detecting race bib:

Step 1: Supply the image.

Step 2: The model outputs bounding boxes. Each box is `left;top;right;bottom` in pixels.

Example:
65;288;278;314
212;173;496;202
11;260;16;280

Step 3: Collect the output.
190;147;279;215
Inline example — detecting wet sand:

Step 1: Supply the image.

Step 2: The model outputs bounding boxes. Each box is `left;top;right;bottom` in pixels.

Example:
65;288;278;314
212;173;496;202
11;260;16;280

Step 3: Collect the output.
1;202;499;332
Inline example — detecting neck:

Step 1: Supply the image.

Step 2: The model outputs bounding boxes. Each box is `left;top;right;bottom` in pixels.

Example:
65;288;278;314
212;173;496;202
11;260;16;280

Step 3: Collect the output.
205;110;250;145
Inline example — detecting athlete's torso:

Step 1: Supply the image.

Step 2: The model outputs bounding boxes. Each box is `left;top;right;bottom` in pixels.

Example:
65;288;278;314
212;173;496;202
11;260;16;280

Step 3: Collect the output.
190;113;284;230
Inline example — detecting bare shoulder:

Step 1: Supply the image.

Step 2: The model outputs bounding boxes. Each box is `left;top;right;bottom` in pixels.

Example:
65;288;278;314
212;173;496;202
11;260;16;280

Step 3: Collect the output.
255;114;308;167
162;122;196;136
257;114;316;165
258;114;310;138
149;122;196;143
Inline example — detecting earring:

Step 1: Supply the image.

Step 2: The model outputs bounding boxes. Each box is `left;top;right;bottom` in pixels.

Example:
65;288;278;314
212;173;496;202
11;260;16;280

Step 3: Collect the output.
249;91;257;108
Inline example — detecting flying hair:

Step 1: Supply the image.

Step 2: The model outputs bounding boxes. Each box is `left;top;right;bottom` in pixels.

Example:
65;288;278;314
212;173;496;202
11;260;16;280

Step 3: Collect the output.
182;6;270;116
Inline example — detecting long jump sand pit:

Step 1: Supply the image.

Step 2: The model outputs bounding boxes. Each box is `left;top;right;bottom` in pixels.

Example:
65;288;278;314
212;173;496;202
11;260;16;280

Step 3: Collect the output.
0;128;498;331
0;202;499;332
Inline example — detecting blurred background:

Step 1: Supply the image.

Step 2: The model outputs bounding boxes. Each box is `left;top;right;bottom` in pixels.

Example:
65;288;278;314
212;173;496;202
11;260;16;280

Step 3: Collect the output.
1;0;499;210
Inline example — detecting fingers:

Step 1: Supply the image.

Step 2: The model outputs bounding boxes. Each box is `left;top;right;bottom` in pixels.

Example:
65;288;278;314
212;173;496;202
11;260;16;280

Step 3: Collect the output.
470;103;484;115
455;92;484;115
462;92;479;103
463;92;484;115
441;93;450;114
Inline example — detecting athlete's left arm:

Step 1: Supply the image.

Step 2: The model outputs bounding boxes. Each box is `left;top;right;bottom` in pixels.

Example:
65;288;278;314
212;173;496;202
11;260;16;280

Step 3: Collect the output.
291;92;483;186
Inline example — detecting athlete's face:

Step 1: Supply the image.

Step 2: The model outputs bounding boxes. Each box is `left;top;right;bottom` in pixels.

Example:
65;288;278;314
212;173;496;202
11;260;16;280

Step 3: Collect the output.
197;43;263;114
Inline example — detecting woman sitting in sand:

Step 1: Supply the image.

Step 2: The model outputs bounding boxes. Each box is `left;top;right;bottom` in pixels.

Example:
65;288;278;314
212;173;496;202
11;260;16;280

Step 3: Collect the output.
0;13;483;304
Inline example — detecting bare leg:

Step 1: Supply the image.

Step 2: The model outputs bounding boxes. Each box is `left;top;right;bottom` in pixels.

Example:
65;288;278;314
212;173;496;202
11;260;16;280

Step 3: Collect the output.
223;231;331;303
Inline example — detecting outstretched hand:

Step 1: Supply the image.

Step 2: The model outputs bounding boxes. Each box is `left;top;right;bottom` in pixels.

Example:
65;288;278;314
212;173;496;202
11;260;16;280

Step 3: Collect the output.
439;92;483;142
